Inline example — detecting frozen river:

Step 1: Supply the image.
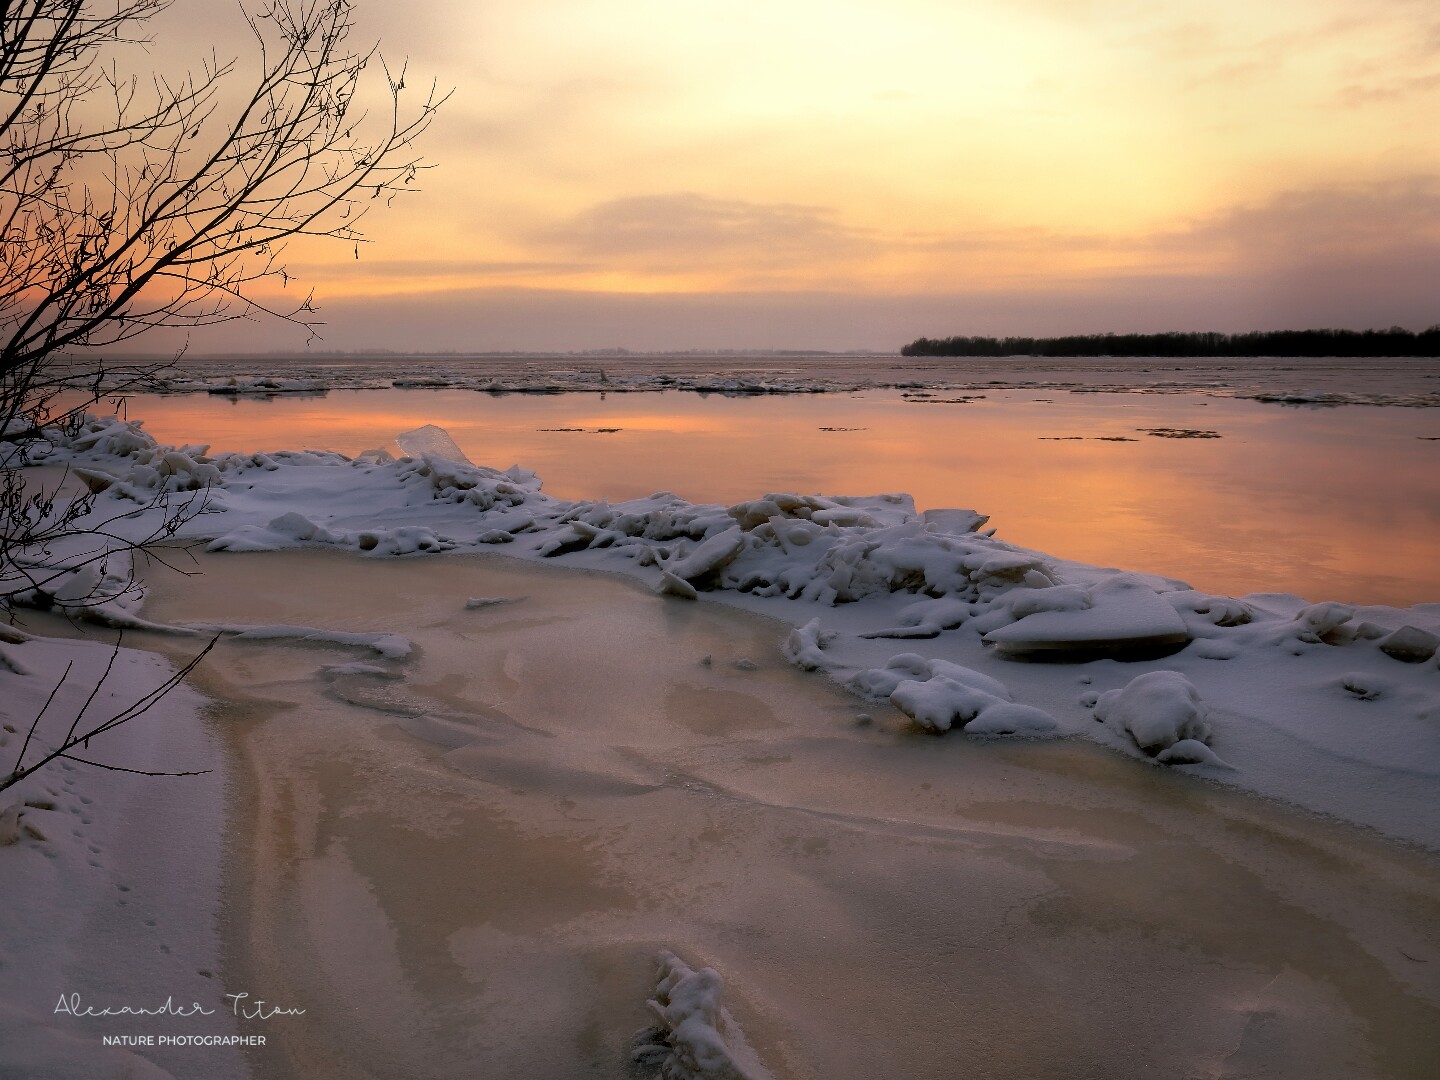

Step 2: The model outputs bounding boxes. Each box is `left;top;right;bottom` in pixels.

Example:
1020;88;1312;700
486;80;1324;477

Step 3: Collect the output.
10;358;1440;1079
127;549;1440;1080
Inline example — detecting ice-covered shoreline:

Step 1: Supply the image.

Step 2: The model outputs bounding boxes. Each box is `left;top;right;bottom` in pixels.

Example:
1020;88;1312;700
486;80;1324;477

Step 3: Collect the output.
6;413;1440;851
88;352;1440;407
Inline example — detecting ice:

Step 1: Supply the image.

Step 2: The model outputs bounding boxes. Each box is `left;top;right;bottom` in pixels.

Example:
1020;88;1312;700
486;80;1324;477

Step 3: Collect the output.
394;423;473;464
185;623;413;658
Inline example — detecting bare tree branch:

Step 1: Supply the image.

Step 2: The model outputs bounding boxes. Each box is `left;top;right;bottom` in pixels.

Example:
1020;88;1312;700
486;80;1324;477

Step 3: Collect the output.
2;632;218;794
1;1;442;792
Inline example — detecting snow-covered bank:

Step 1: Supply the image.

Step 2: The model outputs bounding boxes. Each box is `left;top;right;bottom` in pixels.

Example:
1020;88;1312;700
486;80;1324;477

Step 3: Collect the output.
0;633;242;1080
11;413;1440;850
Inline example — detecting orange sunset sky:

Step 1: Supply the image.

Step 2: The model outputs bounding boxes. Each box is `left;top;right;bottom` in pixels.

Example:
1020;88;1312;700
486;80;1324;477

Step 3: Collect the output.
149;0;1440;352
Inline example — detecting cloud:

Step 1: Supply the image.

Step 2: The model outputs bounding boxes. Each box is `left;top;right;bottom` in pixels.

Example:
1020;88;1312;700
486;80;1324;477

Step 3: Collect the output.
182;259;1438;357
1338;71;1440;107
282;257;599;282
532;193;875;268
1167;176;1440;264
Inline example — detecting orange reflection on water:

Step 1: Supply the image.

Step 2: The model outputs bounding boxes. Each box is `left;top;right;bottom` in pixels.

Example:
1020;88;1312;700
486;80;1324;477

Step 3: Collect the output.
108;388;1440;607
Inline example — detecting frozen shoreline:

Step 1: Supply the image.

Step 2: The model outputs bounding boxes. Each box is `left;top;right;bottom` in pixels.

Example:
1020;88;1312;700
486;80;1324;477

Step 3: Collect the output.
6;412;1439;849
94;352;1440;408
4;408;1440;1077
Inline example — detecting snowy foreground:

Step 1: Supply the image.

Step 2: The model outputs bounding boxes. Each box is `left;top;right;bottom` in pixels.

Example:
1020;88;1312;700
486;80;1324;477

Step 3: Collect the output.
3;413;1440;1078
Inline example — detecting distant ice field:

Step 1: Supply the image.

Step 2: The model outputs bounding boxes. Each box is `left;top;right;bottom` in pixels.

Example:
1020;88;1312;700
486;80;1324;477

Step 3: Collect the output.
109;385;1440;606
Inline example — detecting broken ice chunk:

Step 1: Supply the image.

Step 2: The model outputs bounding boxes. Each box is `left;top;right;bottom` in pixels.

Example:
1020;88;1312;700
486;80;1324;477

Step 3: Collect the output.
1378;625;1439;664
395;423;473;465
668;526;746;583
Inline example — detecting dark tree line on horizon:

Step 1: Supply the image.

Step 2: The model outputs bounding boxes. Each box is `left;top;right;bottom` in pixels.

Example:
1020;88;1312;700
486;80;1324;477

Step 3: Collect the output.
900;326;1440;358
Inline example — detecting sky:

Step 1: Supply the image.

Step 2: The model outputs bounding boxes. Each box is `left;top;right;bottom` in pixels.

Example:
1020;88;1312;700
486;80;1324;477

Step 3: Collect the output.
142;0;1440;351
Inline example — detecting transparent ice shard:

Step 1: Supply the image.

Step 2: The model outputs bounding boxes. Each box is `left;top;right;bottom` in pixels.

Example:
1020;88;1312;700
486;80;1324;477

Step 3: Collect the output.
395;423;473;465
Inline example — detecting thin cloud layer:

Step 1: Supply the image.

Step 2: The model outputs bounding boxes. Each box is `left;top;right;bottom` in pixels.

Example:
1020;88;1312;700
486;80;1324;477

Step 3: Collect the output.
123;0;1440;349
533;193;873;266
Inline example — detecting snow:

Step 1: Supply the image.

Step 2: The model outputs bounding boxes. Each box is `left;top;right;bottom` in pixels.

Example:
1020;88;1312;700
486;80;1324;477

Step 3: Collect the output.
632;951;774;1080
981;576;1191;655
851;653;1058;735
0;635;238;1080
1092;670;1216;757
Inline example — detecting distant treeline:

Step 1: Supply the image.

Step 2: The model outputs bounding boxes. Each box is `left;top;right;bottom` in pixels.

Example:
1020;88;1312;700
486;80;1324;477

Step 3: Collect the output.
900;327;1440;358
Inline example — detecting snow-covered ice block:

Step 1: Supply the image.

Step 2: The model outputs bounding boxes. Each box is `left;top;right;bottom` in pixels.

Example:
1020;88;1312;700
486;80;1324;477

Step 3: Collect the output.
668;526;745;582
872;655;1057;736
1094;670;1220;762
983;577;1189;656
1378;625;1438;664
657;570;699;600
1292;601;1356;641
964;700;1062;736
921;507;989;535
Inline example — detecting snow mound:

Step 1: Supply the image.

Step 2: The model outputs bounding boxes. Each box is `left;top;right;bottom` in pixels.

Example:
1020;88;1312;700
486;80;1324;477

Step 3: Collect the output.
1094;670;1223;764
631;951;773;1080
852;654;1057;735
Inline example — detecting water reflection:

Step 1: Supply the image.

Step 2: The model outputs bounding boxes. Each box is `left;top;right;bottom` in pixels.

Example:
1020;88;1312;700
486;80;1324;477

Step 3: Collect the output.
99;388;1440;606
